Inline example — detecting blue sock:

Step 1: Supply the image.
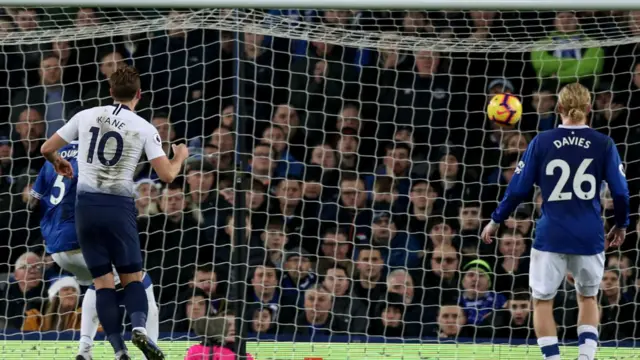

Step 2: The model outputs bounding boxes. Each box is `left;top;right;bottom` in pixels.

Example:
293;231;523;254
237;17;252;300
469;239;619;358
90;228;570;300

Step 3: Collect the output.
96;288;126;353
123;281;148;330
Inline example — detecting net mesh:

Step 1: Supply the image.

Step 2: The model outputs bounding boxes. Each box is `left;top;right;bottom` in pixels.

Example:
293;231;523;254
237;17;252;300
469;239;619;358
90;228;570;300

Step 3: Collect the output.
0;7;639;359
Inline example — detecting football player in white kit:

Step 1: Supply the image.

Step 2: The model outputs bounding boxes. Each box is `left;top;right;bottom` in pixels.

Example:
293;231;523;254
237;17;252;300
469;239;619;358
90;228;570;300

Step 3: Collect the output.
41;66;188;360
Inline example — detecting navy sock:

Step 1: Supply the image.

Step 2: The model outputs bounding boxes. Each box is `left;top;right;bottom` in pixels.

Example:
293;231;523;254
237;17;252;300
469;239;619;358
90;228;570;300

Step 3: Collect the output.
123;281;148;330
95;288;126;353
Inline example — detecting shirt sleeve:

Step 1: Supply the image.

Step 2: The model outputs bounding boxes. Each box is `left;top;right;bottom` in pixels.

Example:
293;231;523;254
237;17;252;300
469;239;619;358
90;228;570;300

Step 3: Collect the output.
604;137;630;228
491;136;539;223
30;165;48;200
144;127;166;161
56;112;80;143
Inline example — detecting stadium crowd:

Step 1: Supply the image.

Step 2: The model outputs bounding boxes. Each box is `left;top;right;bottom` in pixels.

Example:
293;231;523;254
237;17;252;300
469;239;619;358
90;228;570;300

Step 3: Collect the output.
0;7;639;343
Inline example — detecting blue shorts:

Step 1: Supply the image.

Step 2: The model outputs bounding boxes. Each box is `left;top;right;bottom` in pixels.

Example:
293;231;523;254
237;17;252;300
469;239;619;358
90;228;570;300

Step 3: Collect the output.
76;192;142;278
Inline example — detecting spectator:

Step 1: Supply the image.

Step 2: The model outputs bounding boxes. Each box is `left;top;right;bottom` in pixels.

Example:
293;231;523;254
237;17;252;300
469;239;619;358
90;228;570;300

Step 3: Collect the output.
0;169;42;269
352;245;386;313
432;303;471;338
280;247;318;302
149;9;217;138
401;179;442;247
322;265;367;333
246;178;268;230
458;259;507;330
166;288;210;333
385;269;423;336
415;243;461;324
134;179;160;217
246;262;295;325
248;142;276;186
316;227;354;276
367;211;421;269
188;264;226;316
365;142;412;198
269;105;307;162
289;40;358;139
370;176;400;211
369;293;415;337
493;290;535;339
336;127;368;172
250;306;278;335
458;200;483;256
22;276;82;331
252;216;289;269
293;285;348;337
426;215;459;251
82;50;126;108
12;107;45;173
0;252;47;329
530;11;605;87
138;182;204;306
599;267;637;340
521;80;559;133
12;52;81;137
240;33;288;123
494;231;530;294
208;127;235;175
270;177;320;252
185;159;217;241
321;174;372;242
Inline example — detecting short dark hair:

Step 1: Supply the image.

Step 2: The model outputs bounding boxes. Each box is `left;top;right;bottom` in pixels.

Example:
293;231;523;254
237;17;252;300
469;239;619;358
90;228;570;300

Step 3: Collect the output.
355;244;383;257
339;172;362;186
109;66;141;102
510;289;531;301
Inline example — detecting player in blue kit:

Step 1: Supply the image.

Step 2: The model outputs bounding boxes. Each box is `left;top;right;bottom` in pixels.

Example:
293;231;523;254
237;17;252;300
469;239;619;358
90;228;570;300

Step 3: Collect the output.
481;83;630;360
40;66;188;360
30;142;160;360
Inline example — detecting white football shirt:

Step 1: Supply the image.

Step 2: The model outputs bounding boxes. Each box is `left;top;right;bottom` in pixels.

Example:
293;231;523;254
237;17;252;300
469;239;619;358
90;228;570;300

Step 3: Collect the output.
57;104;165;197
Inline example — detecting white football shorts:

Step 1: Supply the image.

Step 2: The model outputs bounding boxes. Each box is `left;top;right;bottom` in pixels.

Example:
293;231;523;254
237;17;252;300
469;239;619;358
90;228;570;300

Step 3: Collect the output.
52;249;121;286
529;248;604;300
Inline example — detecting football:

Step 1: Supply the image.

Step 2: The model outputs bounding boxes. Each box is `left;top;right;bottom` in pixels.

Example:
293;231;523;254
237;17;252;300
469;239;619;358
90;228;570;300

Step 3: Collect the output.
487;93;523;126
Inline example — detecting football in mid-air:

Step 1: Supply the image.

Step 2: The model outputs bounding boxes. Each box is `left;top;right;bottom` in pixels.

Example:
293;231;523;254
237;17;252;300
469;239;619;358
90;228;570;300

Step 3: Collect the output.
487;93;522;126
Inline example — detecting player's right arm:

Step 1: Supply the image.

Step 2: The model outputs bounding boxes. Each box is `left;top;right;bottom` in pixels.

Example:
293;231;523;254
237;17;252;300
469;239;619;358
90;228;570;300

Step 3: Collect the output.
144;130;189;183
604;137;630;246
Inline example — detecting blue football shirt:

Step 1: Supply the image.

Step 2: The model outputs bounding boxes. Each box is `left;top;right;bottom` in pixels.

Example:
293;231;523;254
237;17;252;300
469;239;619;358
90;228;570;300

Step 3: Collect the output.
31;142;80;254
492;125;630;255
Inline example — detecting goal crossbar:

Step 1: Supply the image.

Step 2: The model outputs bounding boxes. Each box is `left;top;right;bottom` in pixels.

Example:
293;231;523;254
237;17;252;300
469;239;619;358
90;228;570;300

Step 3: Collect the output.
1;0;640;10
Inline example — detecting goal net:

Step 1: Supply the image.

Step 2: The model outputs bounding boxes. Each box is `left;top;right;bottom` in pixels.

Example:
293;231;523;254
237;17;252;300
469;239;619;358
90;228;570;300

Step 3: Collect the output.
0;6;639;359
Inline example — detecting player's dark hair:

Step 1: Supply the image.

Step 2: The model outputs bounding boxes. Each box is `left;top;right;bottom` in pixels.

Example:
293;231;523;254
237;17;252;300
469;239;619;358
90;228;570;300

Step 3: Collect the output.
109;66;141;102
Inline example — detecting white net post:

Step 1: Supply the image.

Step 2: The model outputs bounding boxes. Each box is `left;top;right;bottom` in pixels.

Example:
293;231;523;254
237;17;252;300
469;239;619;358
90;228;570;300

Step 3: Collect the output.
0;5;638;360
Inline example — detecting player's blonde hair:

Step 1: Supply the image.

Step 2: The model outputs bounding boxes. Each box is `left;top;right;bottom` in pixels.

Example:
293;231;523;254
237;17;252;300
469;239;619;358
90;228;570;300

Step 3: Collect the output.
558;83;591;124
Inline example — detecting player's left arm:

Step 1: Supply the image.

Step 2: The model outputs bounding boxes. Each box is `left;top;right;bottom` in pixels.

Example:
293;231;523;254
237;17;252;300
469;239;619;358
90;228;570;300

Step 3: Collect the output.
27;166;48;211
604;138;630;231
491;137;540;224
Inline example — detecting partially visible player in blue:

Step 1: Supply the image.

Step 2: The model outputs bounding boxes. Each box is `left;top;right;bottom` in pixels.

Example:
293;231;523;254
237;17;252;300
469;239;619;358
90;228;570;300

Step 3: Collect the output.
481;83;630;360
40;66;188;360
30;142;161;360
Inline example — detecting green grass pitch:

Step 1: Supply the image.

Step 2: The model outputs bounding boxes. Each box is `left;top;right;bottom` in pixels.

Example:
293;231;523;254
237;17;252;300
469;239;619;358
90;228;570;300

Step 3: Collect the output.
0;341;637;359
